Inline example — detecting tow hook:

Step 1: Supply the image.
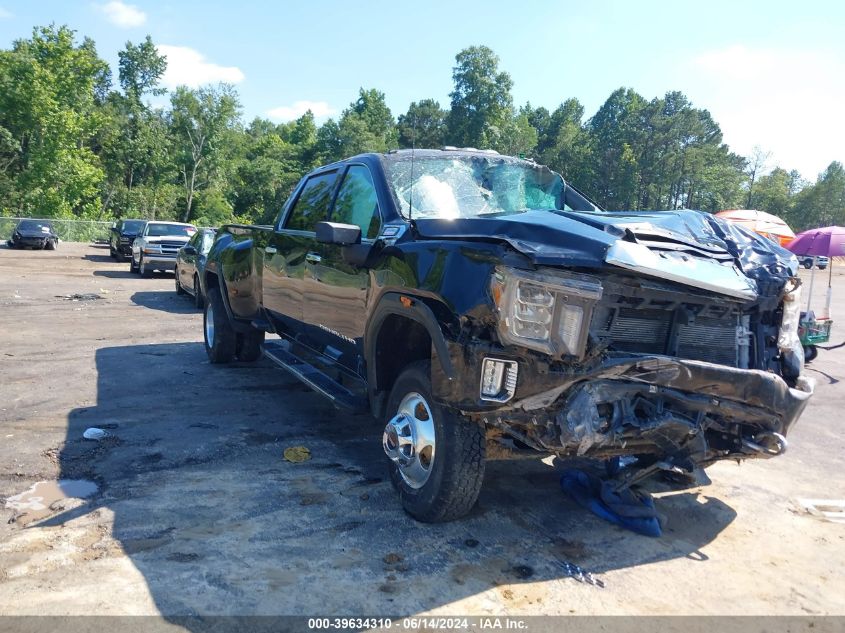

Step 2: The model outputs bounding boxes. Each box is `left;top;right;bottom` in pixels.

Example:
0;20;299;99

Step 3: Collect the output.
742;432;788;457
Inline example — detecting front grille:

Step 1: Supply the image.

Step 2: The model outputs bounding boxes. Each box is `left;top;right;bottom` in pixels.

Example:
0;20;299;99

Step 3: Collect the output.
590;278;742;367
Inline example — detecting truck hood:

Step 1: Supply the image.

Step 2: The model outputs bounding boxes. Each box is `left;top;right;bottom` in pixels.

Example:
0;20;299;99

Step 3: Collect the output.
412;209;797;300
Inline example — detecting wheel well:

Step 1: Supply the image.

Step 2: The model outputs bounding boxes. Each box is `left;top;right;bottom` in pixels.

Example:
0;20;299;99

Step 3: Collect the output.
204;271;219;293
374;314;431;396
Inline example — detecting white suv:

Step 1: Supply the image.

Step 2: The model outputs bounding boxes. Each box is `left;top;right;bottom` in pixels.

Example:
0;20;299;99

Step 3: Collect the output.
130;221;197;277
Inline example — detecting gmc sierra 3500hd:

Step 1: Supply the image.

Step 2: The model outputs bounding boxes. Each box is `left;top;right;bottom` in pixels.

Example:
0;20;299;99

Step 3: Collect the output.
200;148;813;522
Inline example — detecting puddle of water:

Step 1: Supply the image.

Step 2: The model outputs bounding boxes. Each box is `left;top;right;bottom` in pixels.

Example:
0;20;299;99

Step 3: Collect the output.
5;479;98;525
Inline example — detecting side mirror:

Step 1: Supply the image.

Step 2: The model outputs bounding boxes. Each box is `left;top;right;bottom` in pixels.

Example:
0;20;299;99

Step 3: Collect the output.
182;245;197;255
316;221;361;245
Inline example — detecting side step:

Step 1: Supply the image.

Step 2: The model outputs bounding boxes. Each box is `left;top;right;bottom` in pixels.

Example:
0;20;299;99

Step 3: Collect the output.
262;340;368;412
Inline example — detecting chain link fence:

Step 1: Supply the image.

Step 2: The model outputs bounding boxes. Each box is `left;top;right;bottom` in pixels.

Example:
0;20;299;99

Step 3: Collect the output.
1;217;113;243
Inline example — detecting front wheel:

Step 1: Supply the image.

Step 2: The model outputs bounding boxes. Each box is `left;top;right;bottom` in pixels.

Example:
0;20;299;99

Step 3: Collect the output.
804;345;819;362
139;255;151;277
383;361;485;522
130;254;139;273
193;275;204;309
45;239;56;251
175;267;186;295
203;286;236;363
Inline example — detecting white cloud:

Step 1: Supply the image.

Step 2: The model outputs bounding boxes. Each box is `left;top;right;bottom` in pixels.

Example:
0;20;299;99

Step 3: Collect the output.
157;45;245;88
690;44;845;180
267;100;337;122
97;1;146;28
0;7;13;19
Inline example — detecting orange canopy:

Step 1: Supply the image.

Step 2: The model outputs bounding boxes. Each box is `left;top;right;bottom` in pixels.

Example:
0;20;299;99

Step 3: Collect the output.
715;209;795;246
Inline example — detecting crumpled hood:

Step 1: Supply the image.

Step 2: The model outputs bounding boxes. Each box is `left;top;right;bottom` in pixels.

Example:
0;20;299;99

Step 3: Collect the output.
413;209;797;298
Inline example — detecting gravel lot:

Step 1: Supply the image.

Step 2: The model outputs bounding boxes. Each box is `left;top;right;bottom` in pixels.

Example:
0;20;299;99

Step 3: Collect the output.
0;242;844;620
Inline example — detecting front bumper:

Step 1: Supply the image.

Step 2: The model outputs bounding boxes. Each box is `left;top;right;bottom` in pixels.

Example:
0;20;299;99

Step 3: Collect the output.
432;342;814;462
141;254;177;271
13;237;48;248
117;241;133;256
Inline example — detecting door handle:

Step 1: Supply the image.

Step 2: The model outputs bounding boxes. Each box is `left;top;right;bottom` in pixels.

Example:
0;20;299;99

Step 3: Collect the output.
305;252;322;264
265;246;277;254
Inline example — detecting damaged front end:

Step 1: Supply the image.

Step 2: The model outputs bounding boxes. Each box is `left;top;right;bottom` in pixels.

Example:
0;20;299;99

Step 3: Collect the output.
432;253;813;480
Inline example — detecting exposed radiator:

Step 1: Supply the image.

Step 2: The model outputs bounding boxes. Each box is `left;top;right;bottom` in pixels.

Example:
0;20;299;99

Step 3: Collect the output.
592;307;739;367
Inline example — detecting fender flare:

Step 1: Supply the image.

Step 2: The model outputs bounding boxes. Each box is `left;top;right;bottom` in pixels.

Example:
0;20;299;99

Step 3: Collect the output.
365;293;457;391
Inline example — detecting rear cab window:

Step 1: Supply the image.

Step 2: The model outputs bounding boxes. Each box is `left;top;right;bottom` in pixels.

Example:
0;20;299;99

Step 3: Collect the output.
283;171;338;232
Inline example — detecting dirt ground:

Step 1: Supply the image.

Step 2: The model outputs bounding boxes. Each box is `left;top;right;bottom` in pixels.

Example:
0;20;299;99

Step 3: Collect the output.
0;242;844;620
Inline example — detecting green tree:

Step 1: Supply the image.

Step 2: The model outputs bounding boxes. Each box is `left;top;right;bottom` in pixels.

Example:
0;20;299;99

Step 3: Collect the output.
447;46;514;149
0;25;109;217
398;99;447;149
118;35;166;102
169;83;241;221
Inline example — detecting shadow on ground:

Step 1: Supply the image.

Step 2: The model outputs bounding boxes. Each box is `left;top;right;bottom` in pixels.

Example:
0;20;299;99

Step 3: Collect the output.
93;269;136;279
131;291;198;314
43;342;736;620
82;253;115;264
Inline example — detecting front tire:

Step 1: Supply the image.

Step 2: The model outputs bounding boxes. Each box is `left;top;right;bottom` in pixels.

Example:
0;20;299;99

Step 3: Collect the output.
383;361;485;523
130;254;139;273
175;267;186;295
204;286;236;363
45;239;56;251
193;275;204;309
139;254;151;277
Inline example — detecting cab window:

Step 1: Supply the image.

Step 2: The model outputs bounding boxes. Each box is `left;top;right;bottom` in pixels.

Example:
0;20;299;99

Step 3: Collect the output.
284;171;337;232
331;165;381;239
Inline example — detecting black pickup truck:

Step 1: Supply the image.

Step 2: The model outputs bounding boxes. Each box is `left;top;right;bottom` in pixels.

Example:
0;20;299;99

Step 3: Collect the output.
201;148;813;522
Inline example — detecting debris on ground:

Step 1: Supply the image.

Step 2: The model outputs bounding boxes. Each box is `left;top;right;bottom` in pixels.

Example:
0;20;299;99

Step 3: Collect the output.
57;293;103;301
796;498;845;523
560;468;662;537
83;427;109;441
557;559;605;588
383;552;403;564
283;446;311;463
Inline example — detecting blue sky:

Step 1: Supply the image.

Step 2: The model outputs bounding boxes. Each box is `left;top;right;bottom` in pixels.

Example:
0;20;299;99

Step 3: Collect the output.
1;0;844;181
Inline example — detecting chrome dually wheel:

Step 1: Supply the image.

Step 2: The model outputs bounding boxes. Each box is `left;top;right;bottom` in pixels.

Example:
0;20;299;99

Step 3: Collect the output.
384;392;437;489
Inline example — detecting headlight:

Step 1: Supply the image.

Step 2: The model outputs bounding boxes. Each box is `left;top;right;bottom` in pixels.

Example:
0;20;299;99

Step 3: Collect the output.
491;267;602;357
142;244;162;254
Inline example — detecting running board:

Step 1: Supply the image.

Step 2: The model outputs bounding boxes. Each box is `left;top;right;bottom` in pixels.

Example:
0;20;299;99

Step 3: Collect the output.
262;340;367;412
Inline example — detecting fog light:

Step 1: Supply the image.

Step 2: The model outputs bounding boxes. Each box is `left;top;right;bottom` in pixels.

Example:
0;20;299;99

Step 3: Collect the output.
480;358;518;403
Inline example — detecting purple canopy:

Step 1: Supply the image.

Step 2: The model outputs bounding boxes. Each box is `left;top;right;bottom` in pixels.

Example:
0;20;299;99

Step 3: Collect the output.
786;226;845;257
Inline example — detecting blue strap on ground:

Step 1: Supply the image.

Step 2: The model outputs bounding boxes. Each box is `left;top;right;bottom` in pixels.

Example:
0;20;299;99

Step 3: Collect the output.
560;468;662;537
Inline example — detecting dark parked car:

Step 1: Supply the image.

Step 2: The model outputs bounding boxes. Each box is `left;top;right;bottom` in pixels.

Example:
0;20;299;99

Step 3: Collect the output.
175;228;216;308
109;219;147;259
200;149;813;523
7;219;59;250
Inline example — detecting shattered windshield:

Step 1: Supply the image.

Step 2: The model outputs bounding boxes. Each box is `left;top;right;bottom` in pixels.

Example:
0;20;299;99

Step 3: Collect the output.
387;155;570;220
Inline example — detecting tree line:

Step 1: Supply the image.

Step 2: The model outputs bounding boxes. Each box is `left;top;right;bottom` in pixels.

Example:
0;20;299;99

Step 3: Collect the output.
1;25;842;231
